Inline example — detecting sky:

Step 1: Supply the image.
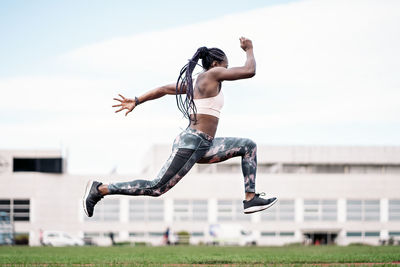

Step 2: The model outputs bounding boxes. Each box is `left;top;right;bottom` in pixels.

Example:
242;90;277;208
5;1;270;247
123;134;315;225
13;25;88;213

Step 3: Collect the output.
1;0;399;175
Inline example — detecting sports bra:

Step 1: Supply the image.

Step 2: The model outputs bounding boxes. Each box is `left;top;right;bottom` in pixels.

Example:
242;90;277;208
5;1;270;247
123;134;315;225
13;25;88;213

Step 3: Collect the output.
190;90;224;118
189;76;224;118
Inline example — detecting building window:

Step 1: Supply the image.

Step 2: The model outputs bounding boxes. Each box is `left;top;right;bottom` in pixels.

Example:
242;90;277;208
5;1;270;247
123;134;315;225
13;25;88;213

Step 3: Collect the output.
304;200;319;221
192;200;208;221
261;202;277;221
84;232;119;238
281;164;308;173
257;164;399;174
216;164;241;173
348;165;383;174
129;199;164;222
147;199;164;221
385;166;400;173
389;231;400;237
304;199;337;221
261;199;294;221
217;199;250;222
346;200;380;221
13;199;30;221
389;199;400;221
364;200;380;221
129;232;145;237
129;199;145;221
321;200;337;221
85;199;119;222
347;200;362;221
346;231;362;237
197;165;214;173
0;199;30;222
217;200;232;221
149;232;164;237
0;200;11;219
13;158;62;173
257;164;275;173
261;232;276;237
364;231;380;237
279;232;295;237
174;199;190;221
346;231;380;237
309;165;345;173
83;232;101;238
191;232;204;237
173;199;208;222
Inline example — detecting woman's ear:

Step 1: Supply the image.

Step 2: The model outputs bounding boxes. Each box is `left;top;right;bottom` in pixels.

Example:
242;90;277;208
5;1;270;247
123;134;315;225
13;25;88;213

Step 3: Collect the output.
211;60;218;68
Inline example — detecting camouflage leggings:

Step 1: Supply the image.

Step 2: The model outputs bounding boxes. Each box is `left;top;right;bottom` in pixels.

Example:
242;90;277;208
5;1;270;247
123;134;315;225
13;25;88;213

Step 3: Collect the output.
108;127;257;196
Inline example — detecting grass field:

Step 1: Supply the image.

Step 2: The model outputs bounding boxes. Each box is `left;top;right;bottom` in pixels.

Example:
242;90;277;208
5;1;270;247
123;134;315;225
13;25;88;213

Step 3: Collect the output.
0;245;399;266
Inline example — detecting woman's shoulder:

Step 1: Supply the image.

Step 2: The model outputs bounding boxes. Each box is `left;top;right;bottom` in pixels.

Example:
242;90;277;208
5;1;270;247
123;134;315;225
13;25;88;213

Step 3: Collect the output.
196;72;218;86
199;68;225;82
194;72;222;97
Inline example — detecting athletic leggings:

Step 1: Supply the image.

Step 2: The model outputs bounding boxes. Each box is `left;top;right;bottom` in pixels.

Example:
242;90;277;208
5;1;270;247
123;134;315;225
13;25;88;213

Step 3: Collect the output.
108;127;257;196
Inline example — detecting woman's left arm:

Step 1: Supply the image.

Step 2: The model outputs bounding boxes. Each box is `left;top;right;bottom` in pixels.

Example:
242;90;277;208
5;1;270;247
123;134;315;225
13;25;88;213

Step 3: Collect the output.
139;82;187;101
113;82;187;116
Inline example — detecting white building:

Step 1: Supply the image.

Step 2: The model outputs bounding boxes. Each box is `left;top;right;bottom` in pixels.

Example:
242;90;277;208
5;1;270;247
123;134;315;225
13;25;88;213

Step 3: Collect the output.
0;146;400;246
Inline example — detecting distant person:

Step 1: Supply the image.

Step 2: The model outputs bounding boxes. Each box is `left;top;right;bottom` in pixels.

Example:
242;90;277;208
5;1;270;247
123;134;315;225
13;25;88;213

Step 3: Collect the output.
83;37;277;217
164;227;170;245
108;232;115;246
39;229;44;246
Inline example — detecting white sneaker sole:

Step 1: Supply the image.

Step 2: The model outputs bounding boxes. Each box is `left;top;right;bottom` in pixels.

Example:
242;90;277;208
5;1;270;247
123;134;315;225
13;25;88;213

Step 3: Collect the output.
244;198;278;214
82;180;94;217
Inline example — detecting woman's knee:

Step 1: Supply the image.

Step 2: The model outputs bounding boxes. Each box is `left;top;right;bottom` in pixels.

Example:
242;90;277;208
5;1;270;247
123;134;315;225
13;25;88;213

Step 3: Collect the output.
150;191;163;197
244;138;257;150
146;180;170;197
145;187;164;197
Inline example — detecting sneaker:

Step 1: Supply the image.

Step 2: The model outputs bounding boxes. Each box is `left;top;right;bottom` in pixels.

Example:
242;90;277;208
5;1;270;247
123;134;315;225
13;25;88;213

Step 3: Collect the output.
243;193;278;214
83;180;103;217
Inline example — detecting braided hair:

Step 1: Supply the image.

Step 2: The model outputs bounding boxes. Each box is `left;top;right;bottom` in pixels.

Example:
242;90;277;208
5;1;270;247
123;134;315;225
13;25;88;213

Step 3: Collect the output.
176;47;226;125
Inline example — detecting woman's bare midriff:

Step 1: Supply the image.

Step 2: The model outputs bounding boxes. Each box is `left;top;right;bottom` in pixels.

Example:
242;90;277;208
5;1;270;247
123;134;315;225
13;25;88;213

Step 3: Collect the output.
189;114;219;138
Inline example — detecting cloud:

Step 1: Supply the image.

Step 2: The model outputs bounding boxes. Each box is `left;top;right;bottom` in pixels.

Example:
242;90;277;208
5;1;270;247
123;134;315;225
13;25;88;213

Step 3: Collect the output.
59;0;400;123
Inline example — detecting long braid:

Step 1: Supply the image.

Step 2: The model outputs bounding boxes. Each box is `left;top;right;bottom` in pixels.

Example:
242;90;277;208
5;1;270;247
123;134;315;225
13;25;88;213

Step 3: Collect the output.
176;47;226;126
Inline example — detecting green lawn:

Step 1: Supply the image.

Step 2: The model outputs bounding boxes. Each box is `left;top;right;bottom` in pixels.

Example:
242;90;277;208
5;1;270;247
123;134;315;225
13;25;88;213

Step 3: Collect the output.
0;245;399;266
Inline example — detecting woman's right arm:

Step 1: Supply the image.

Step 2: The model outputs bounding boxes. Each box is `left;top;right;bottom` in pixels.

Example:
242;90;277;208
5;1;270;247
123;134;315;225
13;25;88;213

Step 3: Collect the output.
211;37;256;81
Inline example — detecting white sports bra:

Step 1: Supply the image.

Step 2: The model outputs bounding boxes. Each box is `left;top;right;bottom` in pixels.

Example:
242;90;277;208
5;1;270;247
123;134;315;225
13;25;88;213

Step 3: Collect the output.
190;90;224;118
189;76;224;118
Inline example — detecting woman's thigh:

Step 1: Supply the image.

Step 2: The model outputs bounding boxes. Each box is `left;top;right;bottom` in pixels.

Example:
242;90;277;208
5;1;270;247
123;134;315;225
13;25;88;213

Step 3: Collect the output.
197;137;256;164
155;130;210;180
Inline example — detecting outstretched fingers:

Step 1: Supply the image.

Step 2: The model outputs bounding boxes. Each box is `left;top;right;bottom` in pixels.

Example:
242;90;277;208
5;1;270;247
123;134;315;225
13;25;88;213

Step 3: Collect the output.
125;109;132;116
112;93;134;116
115;107;126;113
113;94;126;103
113;94;125;110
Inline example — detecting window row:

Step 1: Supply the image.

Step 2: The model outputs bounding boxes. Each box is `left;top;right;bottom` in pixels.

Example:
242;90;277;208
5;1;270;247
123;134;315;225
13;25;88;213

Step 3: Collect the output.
85;198;400;223
83;231;296;239
13;158;63;173
0;199;30;221
84;231;400;239
196;163;400;174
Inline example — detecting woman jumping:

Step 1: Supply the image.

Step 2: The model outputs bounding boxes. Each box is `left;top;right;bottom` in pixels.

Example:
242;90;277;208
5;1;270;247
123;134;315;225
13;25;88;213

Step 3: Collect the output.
83;37;277;217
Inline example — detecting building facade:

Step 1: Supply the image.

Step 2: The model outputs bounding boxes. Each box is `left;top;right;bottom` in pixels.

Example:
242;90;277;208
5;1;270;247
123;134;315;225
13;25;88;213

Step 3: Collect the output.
0;146;399;246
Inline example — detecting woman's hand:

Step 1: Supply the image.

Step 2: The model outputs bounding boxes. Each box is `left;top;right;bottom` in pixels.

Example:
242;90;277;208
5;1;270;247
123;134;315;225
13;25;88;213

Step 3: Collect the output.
240;37;253;51
112;94;136;116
